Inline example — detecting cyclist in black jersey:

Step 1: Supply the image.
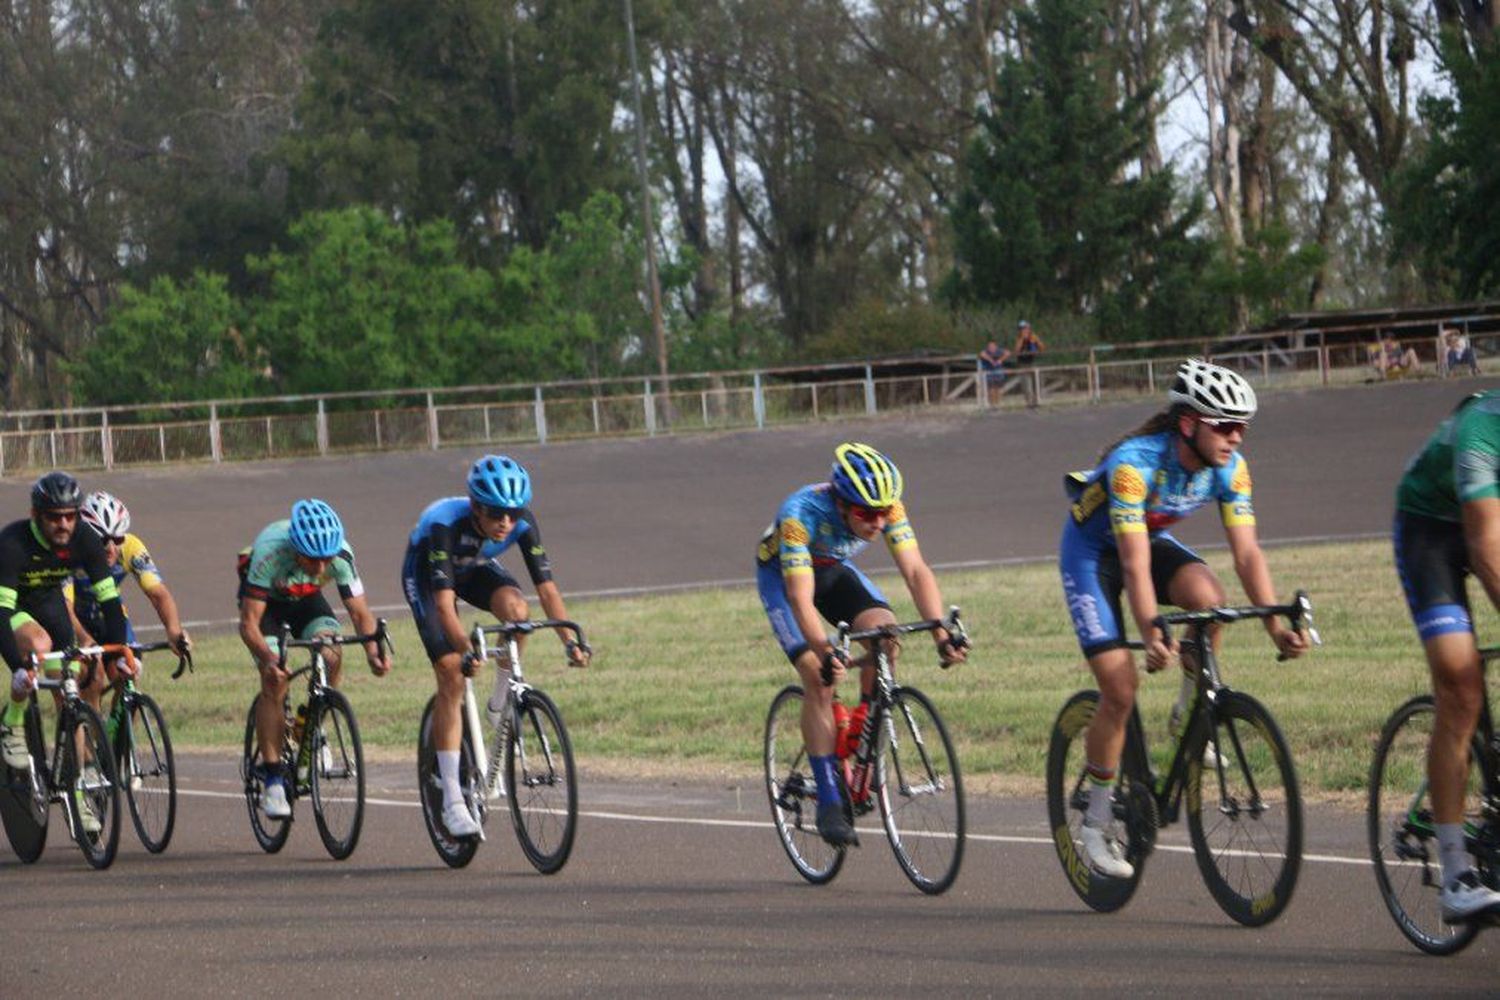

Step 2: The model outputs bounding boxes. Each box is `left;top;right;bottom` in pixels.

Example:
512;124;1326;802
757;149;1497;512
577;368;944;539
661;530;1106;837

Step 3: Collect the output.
0;473;128;779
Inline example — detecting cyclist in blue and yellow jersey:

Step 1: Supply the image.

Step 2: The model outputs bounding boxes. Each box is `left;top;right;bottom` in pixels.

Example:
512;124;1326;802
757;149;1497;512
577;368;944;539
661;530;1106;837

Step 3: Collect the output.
65;490;192;653
757;442;967;847
0;473;129;812
1059;359;1308;880
239;499;390;819
402;455;590;839
1393;389;1500;921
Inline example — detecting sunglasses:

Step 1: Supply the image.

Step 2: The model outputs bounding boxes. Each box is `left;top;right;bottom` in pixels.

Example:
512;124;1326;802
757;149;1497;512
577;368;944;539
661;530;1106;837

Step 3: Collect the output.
104;534;126;546
39;509;78;524
1198;418;1248;436
847;503;894;523
478;504;523;521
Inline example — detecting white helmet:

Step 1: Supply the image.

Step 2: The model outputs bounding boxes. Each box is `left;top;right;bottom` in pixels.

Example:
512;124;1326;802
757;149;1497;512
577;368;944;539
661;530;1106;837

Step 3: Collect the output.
1167;358;1257;421
80;490;131;539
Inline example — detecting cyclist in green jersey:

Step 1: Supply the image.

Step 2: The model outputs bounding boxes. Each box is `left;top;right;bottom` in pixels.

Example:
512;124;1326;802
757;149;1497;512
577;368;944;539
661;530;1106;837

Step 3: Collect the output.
1393;389;1500;921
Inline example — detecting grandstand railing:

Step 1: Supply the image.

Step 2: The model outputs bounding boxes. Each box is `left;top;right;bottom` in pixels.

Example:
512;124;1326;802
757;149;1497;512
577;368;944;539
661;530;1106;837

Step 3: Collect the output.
1;322;1492;476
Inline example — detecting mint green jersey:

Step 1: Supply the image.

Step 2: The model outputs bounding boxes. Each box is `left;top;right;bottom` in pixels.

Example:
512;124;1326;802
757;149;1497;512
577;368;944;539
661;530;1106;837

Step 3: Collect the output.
1396;390;1500;522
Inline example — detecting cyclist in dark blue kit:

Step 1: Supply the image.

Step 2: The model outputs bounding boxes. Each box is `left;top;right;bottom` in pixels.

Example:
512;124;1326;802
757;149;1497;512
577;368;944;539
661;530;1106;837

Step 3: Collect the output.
403;455;589;838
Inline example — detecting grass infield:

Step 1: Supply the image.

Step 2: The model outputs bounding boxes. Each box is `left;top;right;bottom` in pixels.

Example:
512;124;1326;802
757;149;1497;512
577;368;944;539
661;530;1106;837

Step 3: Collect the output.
123;537;1485;800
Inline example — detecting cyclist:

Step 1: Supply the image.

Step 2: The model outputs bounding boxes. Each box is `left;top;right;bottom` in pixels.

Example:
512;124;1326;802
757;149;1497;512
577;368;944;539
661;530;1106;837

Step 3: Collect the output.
402;455;590;840
239;499;390;819
0;473;128;834
756;442;967;848
66;490;192;654
1058;359;1307;879
1393;389;1500;921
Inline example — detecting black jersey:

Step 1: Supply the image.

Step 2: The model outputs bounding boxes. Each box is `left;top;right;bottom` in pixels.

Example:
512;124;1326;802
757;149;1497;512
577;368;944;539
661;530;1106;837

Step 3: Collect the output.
0;517;126;670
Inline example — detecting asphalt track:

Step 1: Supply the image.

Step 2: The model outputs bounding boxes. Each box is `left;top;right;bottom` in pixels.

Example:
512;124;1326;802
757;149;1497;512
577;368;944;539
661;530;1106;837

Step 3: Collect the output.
4;376;1499;995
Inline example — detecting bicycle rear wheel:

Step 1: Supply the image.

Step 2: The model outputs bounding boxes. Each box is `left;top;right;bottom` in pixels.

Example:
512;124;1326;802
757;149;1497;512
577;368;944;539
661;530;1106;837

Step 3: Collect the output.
876;686;965;894
506;689;577;874
117;691;176;853
1045;690;1151;912
309;690;365;861
417;695;481;869
0;701;49;864
764;685;845;885
60;703;121;869
1186;690;1302;926
1368;695;1482;955
241;695;291;854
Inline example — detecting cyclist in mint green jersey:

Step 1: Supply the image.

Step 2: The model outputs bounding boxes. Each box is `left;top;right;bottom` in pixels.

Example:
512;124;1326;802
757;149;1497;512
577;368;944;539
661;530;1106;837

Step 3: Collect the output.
1393;389;1500;921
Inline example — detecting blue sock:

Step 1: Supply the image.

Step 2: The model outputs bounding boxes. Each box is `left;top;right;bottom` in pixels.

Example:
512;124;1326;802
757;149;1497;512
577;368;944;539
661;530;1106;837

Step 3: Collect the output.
811;754;842;807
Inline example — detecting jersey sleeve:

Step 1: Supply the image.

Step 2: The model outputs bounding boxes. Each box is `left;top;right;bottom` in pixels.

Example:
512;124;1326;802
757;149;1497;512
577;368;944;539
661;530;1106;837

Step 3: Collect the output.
1218;453;1256;528
514;511;554;586
0;534;24;670
1455;401;1500;503
881;500;917;554
775;496;815;578
121;535;163;591
1104;453;1151;537
331;546;365;600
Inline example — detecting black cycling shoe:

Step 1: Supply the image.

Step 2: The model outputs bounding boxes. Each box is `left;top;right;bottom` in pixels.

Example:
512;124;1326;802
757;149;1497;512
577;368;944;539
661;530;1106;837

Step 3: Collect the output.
816;801;859;847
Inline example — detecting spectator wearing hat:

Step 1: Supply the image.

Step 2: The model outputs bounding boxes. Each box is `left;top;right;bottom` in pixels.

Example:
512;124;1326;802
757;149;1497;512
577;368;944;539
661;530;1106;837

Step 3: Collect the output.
1012;320;1046;407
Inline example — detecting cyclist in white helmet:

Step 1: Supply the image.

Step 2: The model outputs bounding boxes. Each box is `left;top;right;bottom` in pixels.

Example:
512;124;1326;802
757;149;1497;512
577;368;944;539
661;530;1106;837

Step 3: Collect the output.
66;490;191;655
1057;359;1309;879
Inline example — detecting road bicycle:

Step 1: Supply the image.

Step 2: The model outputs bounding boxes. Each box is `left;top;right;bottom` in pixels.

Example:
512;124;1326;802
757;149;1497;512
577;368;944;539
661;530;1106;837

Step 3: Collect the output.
0;646;124;868
240;620;390;860
1368;645;1500;955
417;618;586;873
764;608;969;895
1046;592;1317;925
105;640;192;854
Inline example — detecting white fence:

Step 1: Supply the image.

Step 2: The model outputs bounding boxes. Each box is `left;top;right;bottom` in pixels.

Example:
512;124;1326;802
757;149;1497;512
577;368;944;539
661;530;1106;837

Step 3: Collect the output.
1;325;1491;477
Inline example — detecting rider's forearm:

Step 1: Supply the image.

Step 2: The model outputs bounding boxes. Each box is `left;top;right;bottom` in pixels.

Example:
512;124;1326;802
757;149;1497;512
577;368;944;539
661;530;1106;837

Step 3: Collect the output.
534;581;576;644
146;585;184;636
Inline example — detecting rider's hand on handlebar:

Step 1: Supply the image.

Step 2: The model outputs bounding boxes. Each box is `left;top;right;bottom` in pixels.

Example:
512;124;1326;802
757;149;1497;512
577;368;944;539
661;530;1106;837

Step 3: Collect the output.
367;646;392;678
820;646;850;687
564;638;591;668
10;667;35;699
1143;632;1175;673
935;629;968;667
171;630;192;655
1269;622;1310;660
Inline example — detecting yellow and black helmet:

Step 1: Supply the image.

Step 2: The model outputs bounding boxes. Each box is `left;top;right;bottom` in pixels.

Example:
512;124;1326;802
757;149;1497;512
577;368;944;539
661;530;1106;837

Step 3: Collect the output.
830;442;903;507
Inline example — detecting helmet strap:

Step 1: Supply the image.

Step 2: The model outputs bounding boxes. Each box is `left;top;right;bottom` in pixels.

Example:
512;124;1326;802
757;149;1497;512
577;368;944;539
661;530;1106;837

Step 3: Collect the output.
1177;413;1213;470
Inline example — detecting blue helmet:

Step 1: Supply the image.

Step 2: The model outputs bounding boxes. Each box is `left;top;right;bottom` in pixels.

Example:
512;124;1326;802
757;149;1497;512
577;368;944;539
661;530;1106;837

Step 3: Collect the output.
288;499;345;559
829;442;903;508
468;454;532;510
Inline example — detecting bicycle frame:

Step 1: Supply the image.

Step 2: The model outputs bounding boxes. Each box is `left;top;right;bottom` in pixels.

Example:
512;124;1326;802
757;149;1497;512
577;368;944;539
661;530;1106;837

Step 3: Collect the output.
274;619;389;778
28;647;116;831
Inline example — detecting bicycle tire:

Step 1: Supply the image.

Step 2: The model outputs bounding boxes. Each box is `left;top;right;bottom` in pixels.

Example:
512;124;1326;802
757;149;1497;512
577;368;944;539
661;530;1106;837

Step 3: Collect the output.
1045;690;1150;912
61;702;121;869
1186;690;1302;926
1367;695;1483;955
876;686;965;894
764;684;846;885
506;689;577;874
416;695;481;869
117;691;176;854
241;695;292;854
309;689;365;861
0;700;49;863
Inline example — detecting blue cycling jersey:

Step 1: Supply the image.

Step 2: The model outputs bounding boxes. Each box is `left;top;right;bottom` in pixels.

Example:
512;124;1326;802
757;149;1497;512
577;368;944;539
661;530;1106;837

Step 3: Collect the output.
406;496;551;591
755;483;916;575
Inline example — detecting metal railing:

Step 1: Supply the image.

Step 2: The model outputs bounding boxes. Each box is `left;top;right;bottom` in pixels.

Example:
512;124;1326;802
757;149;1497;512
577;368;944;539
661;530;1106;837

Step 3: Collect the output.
0;324;1491;477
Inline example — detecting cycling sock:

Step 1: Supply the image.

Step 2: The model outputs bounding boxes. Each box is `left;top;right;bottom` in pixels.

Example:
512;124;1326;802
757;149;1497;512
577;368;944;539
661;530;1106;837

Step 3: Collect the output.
810;754;842;808
437;750;463;807
1084;762;1115;827
2;698;24;727
1437;823;1468;886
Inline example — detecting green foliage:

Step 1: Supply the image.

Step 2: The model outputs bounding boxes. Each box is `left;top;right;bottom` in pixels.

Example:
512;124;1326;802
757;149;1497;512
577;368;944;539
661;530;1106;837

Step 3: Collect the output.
1204;223;1328;328
803;299;971;362
70;272;263;404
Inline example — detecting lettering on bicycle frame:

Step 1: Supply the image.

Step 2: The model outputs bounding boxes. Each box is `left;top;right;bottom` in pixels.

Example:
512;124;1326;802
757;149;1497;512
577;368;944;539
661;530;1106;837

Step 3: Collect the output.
1054;824;1092;893
1058;697;1096;736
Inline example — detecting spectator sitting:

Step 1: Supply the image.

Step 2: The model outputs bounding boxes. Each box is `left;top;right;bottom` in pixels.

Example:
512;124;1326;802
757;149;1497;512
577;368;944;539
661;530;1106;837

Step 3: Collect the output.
1373;333;1420;378
1444;328;1480;377
978;340;1010;405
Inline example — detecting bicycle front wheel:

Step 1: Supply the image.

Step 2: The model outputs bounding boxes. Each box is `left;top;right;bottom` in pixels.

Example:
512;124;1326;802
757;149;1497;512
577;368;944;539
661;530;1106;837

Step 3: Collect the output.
0;701;49;864
241;695;291;854
417;695;481;869
876;687;965;894
117;692;176;853
1045;690;1150;913
1186;690;1302;926
1368;695;1482;955
506;689;577;874
764;685;845;884
60;703;121;869
309;690;365;861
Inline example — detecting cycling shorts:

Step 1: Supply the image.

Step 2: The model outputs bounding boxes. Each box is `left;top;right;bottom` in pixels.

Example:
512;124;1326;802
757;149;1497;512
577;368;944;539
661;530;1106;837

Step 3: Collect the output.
1393;510;1472;641
254;594;340;654
1059;524;1204;657
402;548;522;661
757;559;890;663
8;589;76;653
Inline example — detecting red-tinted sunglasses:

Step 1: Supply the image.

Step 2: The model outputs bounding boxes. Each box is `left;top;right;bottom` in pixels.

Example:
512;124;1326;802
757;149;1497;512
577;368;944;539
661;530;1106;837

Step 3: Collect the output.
1199;417;1248;436
39;509;78;524
848;503;894;523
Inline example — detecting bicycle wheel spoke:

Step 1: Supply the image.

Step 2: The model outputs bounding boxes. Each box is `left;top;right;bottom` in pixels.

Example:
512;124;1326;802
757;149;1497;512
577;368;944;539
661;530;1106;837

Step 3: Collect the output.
310;691;365;861
121;693;176;853
878;687;965;894
763;685;844;885
506;690;577;874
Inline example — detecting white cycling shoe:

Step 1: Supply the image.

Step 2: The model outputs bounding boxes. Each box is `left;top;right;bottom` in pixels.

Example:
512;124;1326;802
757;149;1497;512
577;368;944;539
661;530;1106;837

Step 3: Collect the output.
0;724;30;771
1080;821;1134;879
1440;870;1500;923
261;780;291;819
442;800;481;838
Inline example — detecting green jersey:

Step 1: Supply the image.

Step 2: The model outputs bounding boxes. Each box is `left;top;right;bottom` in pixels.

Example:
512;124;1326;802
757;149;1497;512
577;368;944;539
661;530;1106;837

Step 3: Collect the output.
1395;390;1500;522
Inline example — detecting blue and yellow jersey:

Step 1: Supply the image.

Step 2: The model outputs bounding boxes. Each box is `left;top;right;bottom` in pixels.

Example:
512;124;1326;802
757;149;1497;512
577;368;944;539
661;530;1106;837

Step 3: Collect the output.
66;532;164;619
1067;430;1254;543
756;483;917;577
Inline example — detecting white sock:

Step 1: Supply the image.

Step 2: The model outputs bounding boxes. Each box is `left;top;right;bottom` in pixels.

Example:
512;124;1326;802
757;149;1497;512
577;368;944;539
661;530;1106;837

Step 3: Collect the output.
1086;779;1114;827
437;750;463;808
1437;823;1469;887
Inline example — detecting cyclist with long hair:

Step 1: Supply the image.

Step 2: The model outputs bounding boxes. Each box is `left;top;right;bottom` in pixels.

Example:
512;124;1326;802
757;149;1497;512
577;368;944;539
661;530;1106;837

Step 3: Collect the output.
402;455;589;840
757;442;967;847
239;499;390;819
1058;359;1308;879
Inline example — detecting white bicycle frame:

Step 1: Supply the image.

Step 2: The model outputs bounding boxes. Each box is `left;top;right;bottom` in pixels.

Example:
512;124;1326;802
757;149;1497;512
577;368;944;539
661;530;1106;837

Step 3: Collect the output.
464;624;532;806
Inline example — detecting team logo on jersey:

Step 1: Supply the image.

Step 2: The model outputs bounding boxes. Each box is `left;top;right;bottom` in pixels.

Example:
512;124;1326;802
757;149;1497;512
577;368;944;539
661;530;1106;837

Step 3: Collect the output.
1111;464;1148;504
781;517;810;547
1231;461;1252;495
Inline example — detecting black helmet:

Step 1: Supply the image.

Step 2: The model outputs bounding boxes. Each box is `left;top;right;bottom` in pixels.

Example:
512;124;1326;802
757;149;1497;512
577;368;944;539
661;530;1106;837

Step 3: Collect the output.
31;471;82;511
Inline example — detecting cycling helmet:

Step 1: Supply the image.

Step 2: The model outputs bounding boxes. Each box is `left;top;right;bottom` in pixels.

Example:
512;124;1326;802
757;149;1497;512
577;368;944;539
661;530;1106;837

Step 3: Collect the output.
830;442;903;508
31;471;82;511
467;454;532;510
287;498;345;559
80;490;131;538
1167;358;1258;421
